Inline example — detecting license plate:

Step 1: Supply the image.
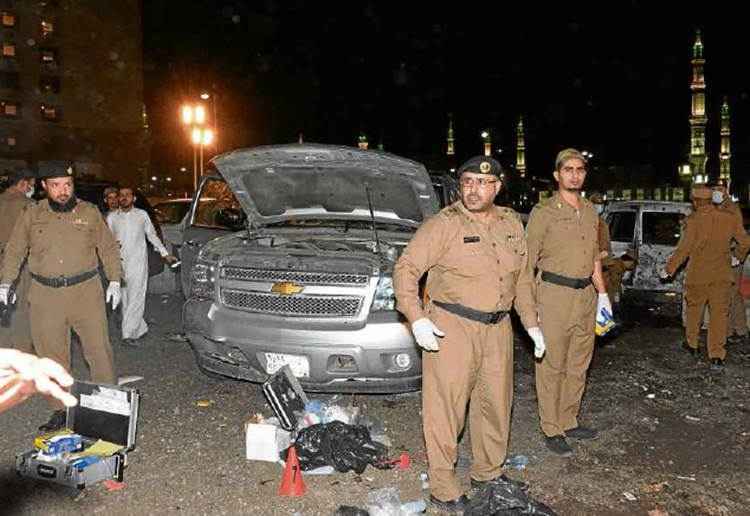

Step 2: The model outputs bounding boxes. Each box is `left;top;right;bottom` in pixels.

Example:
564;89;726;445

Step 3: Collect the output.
264;353;310;378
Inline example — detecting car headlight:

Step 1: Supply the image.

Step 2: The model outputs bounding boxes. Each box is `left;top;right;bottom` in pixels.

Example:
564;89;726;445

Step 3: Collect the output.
371;275;396;311
190;259;216;299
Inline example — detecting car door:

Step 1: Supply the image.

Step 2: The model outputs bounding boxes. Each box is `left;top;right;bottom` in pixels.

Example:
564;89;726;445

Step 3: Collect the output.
179;175;243;296
606;207;637;286
632;209;686;293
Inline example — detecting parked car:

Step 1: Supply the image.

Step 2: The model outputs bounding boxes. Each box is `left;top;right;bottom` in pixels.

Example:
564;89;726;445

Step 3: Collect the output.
428;172;459;208
152;198;192;249
603;200;692;309
181;144;440;392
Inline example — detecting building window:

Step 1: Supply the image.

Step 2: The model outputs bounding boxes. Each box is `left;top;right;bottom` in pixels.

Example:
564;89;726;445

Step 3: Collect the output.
6;135;15;147
0;71;19;89
41;19;54;38
1;12;15;27
2;43;15;57
40;103;59;121
39;75;60;94
1;100;18;117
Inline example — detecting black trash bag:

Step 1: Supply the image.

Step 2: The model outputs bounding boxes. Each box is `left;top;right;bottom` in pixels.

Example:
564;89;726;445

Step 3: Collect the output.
290;421;390;474
333;506;370;516
465;476;557;516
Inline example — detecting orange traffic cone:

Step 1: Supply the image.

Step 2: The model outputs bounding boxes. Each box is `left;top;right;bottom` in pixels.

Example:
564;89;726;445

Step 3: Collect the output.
278;445;306;497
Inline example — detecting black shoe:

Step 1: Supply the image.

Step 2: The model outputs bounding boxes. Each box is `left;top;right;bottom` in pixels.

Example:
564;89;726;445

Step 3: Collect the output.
565;426;599;440
710;358;725;371
545;435;573;457
470;474;527;491
38;410;66;432
121;338;142;348
683;342;698;356
429;494;469;513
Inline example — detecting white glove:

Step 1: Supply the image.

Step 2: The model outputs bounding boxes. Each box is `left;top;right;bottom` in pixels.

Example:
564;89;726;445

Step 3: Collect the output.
596;293;613;321
106;281;121;310
527;326;546;358
0;284;9;305
411;318;445;351
731;256;741;267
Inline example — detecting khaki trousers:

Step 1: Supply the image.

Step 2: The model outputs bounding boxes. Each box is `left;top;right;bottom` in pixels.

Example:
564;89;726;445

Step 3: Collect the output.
422;304;513;501
535;281;597;437
685;282;730;360
28;277;115;384
0;266;34;353
728;265;748;337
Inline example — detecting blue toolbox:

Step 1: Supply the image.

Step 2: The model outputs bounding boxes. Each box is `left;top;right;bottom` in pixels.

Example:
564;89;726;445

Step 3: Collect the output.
16;381;140;490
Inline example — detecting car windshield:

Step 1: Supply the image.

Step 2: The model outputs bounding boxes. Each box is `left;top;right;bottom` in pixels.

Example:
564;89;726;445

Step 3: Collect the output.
154;201;191;224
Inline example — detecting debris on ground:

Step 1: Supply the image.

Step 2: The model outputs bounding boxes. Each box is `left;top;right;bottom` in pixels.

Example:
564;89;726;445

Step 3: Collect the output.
366;486;426;515
623;492;638;502
103;480;127;492
464;476;556;515
504;454;530;470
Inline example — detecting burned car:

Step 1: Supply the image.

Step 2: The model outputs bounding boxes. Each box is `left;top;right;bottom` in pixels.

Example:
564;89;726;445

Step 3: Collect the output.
181;144;440;392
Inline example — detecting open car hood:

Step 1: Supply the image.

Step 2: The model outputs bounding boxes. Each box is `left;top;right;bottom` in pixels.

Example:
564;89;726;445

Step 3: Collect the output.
211;144;439;229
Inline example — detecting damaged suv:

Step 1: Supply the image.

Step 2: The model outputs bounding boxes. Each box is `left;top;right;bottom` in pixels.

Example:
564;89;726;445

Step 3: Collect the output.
181;144;440;392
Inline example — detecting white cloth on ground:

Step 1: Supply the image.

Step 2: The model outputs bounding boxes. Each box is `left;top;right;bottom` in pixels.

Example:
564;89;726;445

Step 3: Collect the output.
107;208;169;340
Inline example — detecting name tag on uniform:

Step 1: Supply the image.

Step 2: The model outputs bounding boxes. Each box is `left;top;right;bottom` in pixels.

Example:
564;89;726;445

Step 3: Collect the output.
463;236;480;243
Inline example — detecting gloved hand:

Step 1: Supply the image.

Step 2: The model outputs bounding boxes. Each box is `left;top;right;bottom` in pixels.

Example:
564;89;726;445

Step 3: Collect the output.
106;282;121;310
658;267;670;280
0;284;9;305
527;326;546;358
596;293;613;321
410;318;445;352
163;254;178;265
731;256;741;267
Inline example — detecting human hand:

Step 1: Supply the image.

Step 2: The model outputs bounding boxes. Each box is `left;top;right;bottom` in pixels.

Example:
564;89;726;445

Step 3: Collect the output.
106;281;121;310
0;349;77;413
0;284;9;305
411;318;445;351
527;326;546;358
163;255;178;265
597;293;613;320
658;268;670;280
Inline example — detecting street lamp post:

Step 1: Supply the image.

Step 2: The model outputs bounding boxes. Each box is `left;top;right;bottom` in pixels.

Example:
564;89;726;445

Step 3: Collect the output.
181;103;212;192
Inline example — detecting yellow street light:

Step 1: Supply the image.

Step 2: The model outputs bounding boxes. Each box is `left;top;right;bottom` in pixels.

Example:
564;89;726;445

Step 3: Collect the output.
194;105;206;125
202;128;214;146
191;127;202;145
181;105;193;125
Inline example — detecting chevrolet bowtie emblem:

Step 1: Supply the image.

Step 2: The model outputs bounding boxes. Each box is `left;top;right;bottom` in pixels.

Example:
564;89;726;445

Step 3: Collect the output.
271;281;304;295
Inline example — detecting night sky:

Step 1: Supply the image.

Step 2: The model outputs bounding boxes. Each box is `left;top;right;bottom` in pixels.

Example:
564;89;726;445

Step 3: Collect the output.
143;1;750;188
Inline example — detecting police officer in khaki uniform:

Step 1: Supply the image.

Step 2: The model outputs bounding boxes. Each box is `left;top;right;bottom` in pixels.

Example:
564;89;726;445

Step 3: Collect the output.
662;184;750;369
394;156;543;511
525;148;611;457
0;162;122;430
710;182;749;344
0;168;36;353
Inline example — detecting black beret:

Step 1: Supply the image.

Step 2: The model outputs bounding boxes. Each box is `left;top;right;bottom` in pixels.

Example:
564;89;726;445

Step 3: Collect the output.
37;161;74;180
457;156;503;178
6;167;36;184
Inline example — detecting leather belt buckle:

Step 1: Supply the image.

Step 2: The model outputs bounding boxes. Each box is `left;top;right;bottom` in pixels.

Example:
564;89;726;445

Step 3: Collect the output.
488;312;501;324
59;275;68;288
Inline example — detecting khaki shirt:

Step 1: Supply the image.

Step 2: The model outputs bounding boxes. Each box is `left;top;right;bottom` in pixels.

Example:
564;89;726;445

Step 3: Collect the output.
0;190;31;254
666;204;750;284
1;199;121;284
525;193;599;280
393;201;537;330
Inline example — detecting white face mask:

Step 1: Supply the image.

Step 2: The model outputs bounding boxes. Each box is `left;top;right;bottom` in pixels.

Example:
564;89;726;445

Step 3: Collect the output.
711;190;724;204
25;186;35;199
594;204;604;215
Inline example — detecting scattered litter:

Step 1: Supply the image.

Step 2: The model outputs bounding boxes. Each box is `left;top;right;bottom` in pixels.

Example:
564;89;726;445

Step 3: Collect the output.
676;475;696;482
648;509;669;516
166;332;188;342
465;476;556;515
504;454;529;470
196;399;214;407
290;421;389;474
335;506;370;516
419;472;429;490
684;415;700;422
117;375;144;386
366;487;426;516
245;416;291;462
401;499;426;514
304;465;335;475
623;492;638;502
262;365;308;430
103;479;126;492
646;393;656;399
641;482;668;494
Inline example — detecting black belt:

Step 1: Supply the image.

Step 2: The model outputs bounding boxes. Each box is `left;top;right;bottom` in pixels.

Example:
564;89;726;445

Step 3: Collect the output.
31;269;98;288
433;300;509;325
541;270;592;289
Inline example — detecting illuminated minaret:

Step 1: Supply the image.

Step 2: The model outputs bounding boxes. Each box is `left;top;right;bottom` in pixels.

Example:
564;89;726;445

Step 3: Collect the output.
481;130;491;157
720;96;731;184
689;29;707;182
358;131;368;150
446;113;455;157
516;116;526;178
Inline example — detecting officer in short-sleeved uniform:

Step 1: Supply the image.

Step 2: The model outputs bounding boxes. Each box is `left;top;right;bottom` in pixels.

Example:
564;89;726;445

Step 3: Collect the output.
664;185;750;367
0;168;36;352
525;148;611;456
394;156;542;510
0;162;122;430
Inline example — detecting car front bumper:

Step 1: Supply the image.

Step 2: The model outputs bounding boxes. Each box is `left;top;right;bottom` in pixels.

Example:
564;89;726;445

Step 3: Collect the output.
182;298;422;393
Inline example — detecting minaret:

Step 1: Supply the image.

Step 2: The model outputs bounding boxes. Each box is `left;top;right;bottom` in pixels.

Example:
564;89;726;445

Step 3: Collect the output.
689;29;707;183
358;131;368;150
481;130;491;157
516;116;526;178
720;96;731;185
446;113;455;157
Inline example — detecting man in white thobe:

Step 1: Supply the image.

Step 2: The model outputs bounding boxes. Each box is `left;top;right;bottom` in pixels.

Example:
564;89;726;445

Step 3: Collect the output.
106;187;176;344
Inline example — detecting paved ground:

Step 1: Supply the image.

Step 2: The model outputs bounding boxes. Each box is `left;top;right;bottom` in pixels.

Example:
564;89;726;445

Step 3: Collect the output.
0;294;748;515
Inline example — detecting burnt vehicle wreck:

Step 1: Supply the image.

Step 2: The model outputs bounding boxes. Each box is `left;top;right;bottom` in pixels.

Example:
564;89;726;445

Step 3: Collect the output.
182;144;440;392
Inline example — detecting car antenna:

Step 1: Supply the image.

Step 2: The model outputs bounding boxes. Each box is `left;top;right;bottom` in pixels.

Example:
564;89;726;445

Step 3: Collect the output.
364;183;381;255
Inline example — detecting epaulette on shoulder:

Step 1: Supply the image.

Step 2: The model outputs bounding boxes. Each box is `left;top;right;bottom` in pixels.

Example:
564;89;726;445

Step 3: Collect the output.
440;203;463;219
